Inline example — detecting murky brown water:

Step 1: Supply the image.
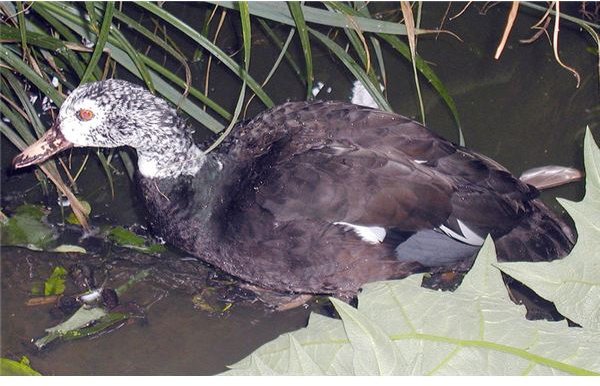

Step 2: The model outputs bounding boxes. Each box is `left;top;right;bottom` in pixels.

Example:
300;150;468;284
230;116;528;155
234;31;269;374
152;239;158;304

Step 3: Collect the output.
1;2;598;375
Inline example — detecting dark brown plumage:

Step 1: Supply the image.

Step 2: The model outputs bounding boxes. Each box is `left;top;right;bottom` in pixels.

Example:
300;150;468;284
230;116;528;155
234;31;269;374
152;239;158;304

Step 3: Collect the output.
13;80;575;303
139;100;575;298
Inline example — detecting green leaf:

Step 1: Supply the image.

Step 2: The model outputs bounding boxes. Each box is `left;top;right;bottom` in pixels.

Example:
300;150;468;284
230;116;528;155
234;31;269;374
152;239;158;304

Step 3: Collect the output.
66;200;92;225
107;226;166;254
0;356;41;376
51;244;87;253
61;312;129;342
497;128;600;329
331;298;403;375
0;204;57;250
224;237;600;375
0;204;87;253
35;306;109;349
44;266;68;296
107;226;146;247
34;270;148;349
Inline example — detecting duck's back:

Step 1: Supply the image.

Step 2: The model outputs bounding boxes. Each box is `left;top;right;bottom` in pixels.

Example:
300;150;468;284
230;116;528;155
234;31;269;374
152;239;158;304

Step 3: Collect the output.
141;101;575;296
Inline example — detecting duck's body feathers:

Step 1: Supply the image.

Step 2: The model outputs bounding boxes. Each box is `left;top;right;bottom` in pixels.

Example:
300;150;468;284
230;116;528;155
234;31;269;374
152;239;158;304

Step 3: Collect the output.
138;100;574;296
13;80;576;302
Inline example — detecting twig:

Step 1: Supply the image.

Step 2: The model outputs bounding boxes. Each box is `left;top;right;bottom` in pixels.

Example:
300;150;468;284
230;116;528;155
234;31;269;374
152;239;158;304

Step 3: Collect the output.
551;2;581;87
450;1;472;20
495;1;520;59
519;15;551;44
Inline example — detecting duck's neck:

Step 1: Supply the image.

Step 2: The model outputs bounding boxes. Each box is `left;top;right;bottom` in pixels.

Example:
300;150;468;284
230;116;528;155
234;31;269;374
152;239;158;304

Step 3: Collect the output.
136;136;205;179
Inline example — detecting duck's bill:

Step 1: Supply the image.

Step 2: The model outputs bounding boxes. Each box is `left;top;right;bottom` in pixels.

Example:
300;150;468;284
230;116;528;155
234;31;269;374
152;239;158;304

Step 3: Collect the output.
13;120;73;169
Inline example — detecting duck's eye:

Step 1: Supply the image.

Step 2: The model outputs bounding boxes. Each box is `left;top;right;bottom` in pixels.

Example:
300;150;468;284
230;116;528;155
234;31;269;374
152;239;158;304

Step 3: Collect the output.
77;109;95;121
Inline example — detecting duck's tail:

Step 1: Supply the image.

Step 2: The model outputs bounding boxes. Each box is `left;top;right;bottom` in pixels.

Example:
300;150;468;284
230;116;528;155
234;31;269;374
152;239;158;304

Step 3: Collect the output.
494;199;576;263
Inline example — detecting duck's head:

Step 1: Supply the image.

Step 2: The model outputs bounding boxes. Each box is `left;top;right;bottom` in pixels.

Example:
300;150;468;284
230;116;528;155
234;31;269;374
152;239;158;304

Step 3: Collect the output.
13;79;204;178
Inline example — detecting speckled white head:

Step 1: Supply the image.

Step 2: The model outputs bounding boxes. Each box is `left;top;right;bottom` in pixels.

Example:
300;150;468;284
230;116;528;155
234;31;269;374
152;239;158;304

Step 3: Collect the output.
56;79;154;149
15;80;205;179
58;91;111;147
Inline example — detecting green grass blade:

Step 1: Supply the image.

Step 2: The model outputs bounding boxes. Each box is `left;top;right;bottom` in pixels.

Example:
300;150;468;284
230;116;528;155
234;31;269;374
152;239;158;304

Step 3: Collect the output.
205;1;250;154
257;19;304;83
323;1;461;141
136;1;273;108
1;25;88;78
0;47;64;105
95;152;115;197
350;1;386;87
37;1;224;132
27;24;84;77
213;1;416;35
80;1;114;84
1;26;61;50
0;120;28;150
16;1;28;55
379;34;463;144
110;5;205;101
288;2;313;99
239;2;251;68
324;2;377;83
118;150;136;181
2;70;46;137
110;27;155;93
142;55;231;120
0;99;35;145
401;1;425;124
520;1;600;29
30;3;103;80
84;1;98;26
110;7;181;60
261;27;297;89
370;36;387;92
309;28;391;111
30;2;79;43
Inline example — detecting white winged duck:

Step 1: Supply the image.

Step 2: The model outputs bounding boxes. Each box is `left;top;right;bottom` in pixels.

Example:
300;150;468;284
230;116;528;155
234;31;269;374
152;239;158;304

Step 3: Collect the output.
13;79;575;303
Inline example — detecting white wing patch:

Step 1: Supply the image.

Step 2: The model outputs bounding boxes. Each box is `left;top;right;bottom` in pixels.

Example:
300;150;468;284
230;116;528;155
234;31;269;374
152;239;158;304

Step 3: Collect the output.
438;219;485;246
334;222;386;244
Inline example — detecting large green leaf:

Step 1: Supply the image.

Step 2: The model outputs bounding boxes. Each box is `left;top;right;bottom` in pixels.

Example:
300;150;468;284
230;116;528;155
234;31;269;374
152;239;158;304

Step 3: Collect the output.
0;204;56;250
498;128;600;330
224;237;600;375
0;204;87;253
224;129;600;375
0;357;41;376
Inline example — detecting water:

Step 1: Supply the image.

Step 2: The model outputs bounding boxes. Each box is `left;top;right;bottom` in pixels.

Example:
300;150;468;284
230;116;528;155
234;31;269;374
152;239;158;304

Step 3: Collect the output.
1;3;598;375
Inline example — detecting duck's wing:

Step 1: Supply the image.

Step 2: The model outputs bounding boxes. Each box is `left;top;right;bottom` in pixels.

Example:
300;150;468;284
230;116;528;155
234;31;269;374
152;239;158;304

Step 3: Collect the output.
228;100;573;271
210;101;572;294
235;101;535;241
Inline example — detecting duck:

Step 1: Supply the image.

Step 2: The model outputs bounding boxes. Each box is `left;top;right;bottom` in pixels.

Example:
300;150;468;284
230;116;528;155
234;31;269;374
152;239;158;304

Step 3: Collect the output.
13;79;576;305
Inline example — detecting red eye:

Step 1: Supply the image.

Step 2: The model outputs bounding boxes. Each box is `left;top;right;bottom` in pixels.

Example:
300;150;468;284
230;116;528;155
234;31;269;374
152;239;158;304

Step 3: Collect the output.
77;109;94;121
